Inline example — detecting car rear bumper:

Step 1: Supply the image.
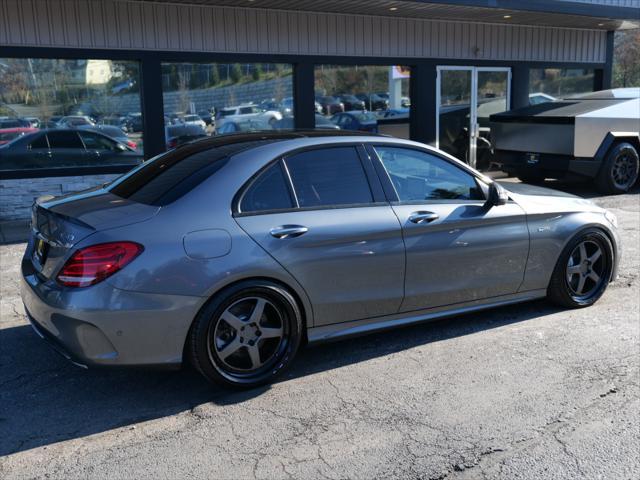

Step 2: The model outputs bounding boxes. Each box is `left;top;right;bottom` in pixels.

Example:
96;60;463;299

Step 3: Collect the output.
20;266;203;369
494;150;602;179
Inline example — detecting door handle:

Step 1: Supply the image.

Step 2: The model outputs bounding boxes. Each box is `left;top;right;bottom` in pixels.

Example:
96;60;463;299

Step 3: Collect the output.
270;225;309;239
408;211;439;224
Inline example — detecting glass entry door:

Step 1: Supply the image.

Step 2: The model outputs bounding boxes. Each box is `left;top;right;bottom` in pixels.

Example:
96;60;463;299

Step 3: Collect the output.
436;66;511;170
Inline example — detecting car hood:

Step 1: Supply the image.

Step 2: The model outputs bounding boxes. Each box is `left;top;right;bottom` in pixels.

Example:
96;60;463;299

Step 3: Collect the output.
500;181;605;215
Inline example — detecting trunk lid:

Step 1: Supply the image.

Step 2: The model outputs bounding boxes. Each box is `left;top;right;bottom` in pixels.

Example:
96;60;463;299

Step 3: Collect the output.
30;186;160;279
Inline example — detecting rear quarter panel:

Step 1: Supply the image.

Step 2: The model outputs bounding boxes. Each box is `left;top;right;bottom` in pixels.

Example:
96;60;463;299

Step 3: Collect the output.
81;149;315;326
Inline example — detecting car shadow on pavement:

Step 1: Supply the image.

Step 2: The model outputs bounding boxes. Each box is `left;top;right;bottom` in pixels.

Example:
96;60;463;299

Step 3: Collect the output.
1;298;560;456
504;178;640;199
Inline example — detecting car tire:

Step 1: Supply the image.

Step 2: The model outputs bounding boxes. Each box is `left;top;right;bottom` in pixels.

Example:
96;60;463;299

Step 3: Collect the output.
595;142;639;194
547;228;614;309
517;170;546;185
187;280;303;389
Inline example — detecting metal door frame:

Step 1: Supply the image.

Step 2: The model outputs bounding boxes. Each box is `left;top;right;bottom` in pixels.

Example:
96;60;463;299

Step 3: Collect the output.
436;66;511;168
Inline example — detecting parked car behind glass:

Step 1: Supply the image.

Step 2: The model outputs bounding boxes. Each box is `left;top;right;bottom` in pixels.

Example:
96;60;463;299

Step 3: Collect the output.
273;115;340;130
182;114;207;130
165;124;208;150
0;118;31;129
337;94;366;111
316;96;345;115
217;118;272;134
356;93;389;111
0;127;38;145
331;111;378;133
0;128;141;170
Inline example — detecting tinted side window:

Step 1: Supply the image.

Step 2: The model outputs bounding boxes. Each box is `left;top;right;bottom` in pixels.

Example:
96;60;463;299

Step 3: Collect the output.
240;162;294;213
29;134;49;149
79;131;117;151
285;147;373;208
47;131;84;149
110;140;271;205
374;146;484;201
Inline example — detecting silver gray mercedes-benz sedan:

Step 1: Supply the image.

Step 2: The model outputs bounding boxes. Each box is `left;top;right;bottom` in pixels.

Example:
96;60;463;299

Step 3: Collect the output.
21;131;621;387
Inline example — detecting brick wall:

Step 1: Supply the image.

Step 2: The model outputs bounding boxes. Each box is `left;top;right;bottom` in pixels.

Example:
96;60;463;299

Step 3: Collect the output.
0;174;119;221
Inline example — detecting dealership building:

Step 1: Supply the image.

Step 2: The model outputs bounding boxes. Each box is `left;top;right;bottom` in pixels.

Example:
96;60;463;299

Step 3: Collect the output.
0;0;639;240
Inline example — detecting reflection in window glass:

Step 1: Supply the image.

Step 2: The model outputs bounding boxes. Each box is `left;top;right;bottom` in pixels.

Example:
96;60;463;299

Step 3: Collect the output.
161;63;293;149
314;65;411;139
240;162;293;213
374;146;484;201
0;57;144;171
529;69;595;104
285;147;373;208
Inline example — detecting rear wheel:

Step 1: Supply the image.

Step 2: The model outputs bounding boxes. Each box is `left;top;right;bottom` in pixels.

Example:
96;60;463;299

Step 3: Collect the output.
547;229;613;308
596;142;639;194
188;281;303;388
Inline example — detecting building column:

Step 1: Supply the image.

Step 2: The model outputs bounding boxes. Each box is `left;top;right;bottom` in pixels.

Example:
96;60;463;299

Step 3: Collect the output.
140;56;166;159
510;65;530;110
293;62;315;129
410;63;437;145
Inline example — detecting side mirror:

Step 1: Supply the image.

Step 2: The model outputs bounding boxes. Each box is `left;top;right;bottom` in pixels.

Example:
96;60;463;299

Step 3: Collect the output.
485;182;509;208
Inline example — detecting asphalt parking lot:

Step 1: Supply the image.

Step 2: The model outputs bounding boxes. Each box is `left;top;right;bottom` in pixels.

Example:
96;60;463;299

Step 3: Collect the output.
1;179;638;480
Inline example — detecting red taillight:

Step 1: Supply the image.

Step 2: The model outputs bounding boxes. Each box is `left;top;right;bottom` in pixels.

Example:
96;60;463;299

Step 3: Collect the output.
57;242;144;287
167;139;177;149
126;140;137;149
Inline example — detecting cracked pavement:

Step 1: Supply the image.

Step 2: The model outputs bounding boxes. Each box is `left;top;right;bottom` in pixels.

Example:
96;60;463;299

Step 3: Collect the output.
1;180;639;479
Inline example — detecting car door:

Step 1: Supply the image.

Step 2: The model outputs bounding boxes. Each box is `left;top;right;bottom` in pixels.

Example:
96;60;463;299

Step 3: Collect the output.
77;130;109;164
46;130;88;167
234;145;406;326
78;130;132;165
25;132;52;169
369;144;529;312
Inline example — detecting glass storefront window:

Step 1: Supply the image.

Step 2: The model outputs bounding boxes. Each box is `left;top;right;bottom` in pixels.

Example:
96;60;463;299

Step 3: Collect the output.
314;65;411;139
160;63;293;149
529;68;595;104
0;58;144;172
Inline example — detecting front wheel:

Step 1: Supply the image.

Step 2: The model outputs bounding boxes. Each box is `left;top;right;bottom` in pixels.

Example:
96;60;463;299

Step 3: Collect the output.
188;281;303;388
547;229;614;308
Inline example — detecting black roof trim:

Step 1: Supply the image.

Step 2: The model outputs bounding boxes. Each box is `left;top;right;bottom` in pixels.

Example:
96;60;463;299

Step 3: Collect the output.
186;129;382;145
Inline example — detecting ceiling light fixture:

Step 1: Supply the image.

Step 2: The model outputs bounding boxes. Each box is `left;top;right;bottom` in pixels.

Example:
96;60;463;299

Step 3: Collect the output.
389;7;398;11
503;15;512;19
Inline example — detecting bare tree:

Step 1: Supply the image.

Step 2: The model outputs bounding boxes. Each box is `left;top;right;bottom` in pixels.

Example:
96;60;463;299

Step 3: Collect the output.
614;29;640;88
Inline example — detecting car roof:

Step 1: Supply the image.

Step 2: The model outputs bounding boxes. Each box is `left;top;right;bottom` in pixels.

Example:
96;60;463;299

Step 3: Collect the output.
187;130;382;146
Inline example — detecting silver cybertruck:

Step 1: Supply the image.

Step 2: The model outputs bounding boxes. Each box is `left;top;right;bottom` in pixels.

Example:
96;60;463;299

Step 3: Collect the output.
490;88;640;194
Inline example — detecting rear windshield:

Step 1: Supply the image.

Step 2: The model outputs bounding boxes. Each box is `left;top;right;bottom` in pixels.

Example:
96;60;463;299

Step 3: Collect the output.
109;140;270;206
